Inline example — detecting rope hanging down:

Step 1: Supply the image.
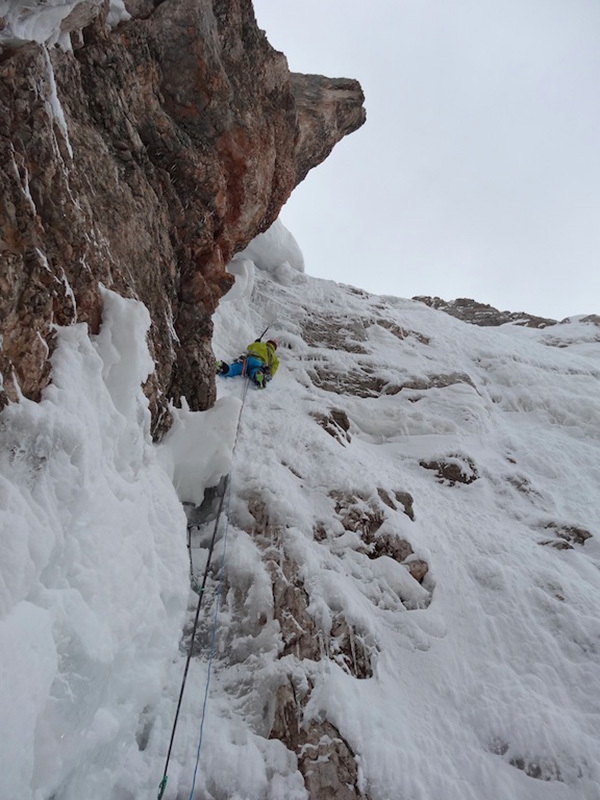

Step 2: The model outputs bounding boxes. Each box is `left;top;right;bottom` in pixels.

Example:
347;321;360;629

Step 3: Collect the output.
186;470;234;800
158;378;250;800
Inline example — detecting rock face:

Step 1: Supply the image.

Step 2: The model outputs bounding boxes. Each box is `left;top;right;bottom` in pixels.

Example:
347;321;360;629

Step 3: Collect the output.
414;296;557;329
0;0;365;435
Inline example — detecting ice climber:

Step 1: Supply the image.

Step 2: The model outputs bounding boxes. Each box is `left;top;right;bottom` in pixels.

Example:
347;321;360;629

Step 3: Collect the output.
216;339;280;389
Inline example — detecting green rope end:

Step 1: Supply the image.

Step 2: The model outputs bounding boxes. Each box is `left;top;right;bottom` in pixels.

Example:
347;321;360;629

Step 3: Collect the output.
157;774;168;800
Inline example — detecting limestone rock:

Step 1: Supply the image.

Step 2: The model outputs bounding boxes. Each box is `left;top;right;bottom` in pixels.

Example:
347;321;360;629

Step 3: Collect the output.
414;296;557;329
0;0;365;433
311;408;351;444
405;558;429;583
292;73;366;184
270;682;370;800
420;455;479;486
539;522;593;550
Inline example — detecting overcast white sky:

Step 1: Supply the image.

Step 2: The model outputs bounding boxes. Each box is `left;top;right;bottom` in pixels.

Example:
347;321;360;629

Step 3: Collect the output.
253;0;600;319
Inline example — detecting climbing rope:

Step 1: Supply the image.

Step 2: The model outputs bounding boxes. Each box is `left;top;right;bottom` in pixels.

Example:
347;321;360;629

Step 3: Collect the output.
186;376;249;797
186;470;234;799
158;378;250;800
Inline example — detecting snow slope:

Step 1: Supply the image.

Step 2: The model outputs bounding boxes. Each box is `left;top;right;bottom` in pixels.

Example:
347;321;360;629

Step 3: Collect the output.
1;225;600;799
206;251;600;800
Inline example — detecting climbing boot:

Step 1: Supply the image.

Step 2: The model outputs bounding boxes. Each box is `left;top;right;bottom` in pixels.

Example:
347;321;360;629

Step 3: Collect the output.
253;370;265;389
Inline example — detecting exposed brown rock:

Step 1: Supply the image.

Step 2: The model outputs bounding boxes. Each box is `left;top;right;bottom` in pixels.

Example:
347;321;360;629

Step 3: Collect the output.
507;474;542;499
580;314;600;326
420;455;479;486
331;489;427;585
303;315;368;353
330;408;351;435
366;533;414;564
331;490;385;539
244;495;322;659
270;682;370;800
375;487;415;521
375;317;430;344
414;296;557;329
311;364;475;399
234;487;431;793
311;366;387;398
539;522;593;549
394;490;415;521
405;559;429;583
490;739;566;783
292;73;366;185
272;556;322;662
311;407;351;444
552;524;592;545
247;493;373;676
0;0;365;434
399;372;476;392
329;616;373;679
60;0;103;36
376;488;396;510
189;485;376;792
539;539;573;551
300;719;368;800
269;549;373;677
313;523;328;542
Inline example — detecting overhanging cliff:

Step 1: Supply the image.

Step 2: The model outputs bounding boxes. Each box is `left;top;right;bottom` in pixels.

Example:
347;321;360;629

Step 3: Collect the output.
0;0;365;435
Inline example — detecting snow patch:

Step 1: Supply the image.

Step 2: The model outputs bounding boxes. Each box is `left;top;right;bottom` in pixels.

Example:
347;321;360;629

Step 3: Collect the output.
158;395;242;506
42;47;73;159
0;0;130;51
238;217;305;276
0;289;189;800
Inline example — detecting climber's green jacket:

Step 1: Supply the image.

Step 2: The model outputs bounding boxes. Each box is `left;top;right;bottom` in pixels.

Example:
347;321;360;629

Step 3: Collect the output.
246;341;279;376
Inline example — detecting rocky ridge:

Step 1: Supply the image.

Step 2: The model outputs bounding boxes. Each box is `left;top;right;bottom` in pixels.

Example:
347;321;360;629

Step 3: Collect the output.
0;0;365;435
413;296;558;328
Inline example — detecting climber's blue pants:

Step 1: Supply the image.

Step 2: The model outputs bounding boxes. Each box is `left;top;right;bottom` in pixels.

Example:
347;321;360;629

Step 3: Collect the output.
223;356;263;382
